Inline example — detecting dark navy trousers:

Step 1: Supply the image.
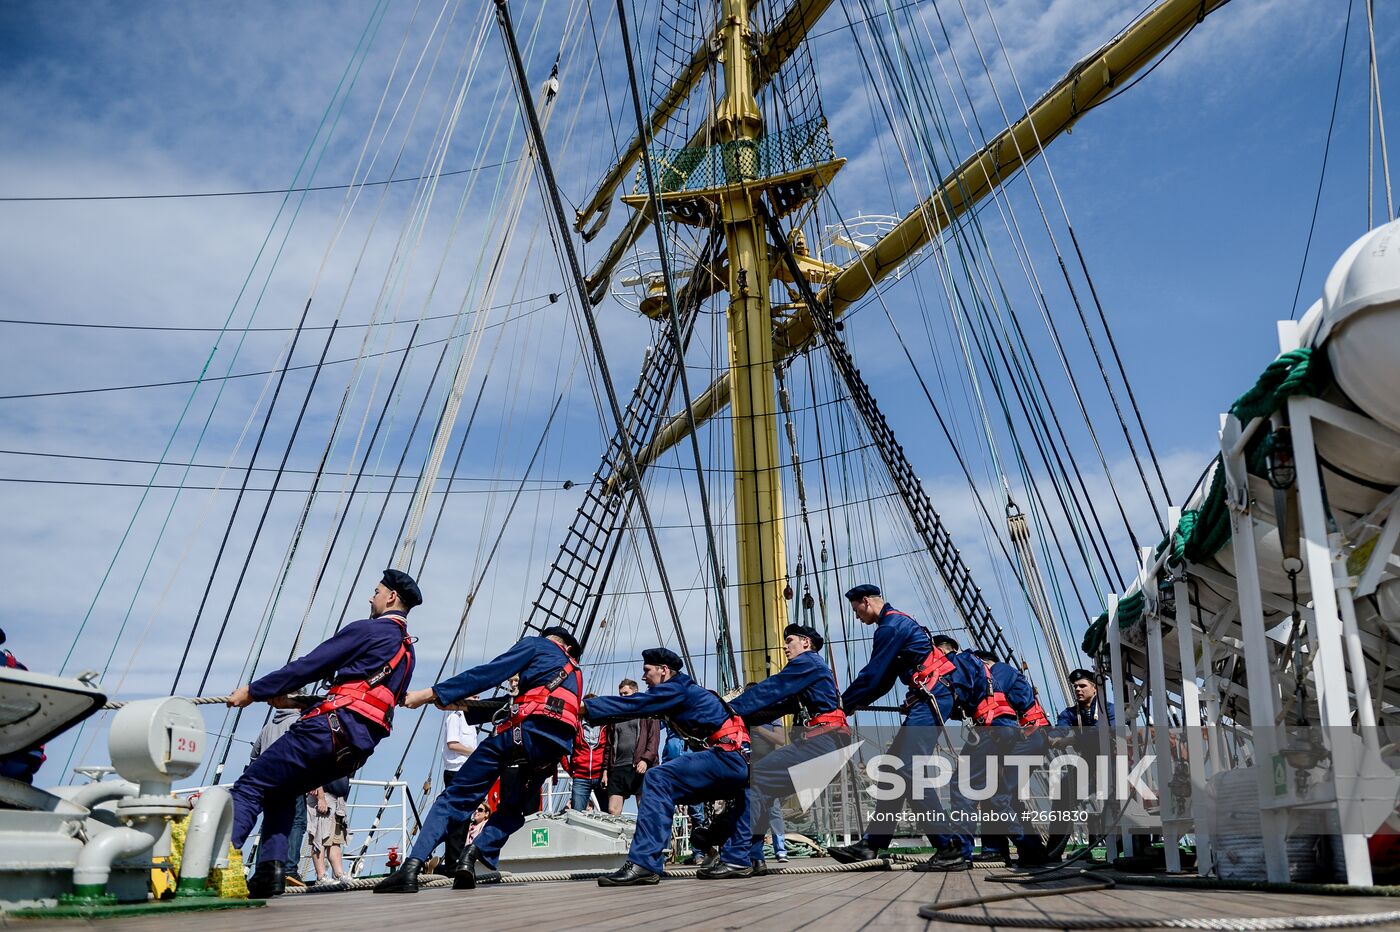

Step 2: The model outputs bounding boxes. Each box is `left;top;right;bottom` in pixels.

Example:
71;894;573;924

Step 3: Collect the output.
630;747;750;873
958;724;1044;857
862;698;973;857
231;715;374;865
410;722;565;866
747;731;845;861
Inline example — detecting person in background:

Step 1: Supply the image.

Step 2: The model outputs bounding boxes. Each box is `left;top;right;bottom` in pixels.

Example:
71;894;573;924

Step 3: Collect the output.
466;801;492;845
767;799;788;863
307;775;352;887
1055;668;1116;730
438;708;477;874
569;696;607;811
602;679;659;815
0;628;46;785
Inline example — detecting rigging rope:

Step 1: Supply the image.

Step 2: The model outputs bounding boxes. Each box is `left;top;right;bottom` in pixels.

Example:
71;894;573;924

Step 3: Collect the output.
494;0;694;669
615;0;738;690
170;297;317;693
1291;0;1355;320
968;0;1174;515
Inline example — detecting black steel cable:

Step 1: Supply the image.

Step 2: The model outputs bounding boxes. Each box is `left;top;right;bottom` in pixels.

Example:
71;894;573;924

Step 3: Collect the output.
193;320;343;696
847;0;1142;567
0;292;553;333
493;0;693;670
1290;0;1356;320
171;298;316;694
615;0;738;689
0;305;551;401
293;318;432;635
0;158;521;202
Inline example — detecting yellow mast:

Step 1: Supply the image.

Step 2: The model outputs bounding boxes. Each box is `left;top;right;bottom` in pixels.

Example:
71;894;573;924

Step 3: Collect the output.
624;0;1232;468
715;0;787;684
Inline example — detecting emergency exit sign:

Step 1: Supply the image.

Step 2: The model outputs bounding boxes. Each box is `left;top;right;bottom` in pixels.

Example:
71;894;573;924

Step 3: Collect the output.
531;828;549;847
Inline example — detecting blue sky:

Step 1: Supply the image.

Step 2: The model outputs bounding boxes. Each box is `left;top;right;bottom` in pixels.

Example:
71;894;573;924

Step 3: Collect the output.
0;0;1395;823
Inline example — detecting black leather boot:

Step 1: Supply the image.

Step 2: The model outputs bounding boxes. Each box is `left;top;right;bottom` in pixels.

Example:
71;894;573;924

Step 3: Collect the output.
452;845;501;890
826;839;880;864
246;860;285;898
697;860;754;879
372;857;424;894
597;861;661;887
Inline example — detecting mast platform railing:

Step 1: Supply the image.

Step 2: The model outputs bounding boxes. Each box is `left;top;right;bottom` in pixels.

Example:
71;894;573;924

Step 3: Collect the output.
633;117;834;195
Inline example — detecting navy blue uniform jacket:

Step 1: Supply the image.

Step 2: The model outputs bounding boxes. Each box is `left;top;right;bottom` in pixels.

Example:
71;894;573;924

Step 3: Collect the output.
950;654;1034;725
1056;700;1116;728
586;672;734;746
730;650;840;728
431;635;580;753
842;604;965;712
249;610;415;748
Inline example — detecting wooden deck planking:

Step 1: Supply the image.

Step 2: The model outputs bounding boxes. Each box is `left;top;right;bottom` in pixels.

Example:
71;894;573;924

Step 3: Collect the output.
8;862;1400;931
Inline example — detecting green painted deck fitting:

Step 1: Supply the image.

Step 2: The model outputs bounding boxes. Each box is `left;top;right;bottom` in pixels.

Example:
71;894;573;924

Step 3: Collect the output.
173;876;216;898
9;896;264;920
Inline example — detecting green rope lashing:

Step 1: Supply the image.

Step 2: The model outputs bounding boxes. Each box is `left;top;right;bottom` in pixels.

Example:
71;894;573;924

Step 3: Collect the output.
1082;347;1332;654
1228;347;1329;422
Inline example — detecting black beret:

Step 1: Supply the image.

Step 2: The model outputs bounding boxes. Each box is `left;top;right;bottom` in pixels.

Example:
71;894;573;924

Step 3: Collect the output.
0;626;5;646
783;623;824;652
932;634;960;653
971;648;998;663
844;583;881;600
642;647;684;672
541;626;582;659
381;568;422;609
1068;668;1096;683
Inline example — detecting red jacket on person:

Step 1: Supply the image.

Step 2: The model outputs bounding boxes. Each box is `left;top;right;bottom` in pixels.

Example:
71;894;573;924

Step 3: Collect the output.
569;724;607;780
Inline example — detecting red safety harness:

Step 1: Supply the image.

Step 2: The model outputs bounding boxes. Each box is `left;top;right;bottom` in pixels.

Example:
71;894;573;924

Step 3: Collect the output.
895;620;956;718
670;690;750;755
305;615;414;731
1018;700;1051;733
796;663;849;739
973;661;1016;726
497;640;583;735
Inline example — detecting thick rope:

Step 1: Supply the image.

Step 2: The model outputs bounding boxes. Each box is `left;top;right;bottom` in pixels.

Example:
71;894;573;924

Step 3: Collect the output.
101;695;233;711
280;857;901;894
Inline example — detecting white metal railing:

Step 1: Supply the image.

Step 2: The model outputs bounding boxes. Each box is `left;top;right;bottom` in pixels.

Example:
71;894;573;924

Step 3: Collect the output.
178;779;408;878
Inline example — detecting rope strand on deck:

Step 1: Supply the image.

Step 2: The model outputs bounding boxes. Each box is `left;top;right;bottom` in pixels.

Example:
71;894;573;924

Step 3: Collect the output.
282;857;904;894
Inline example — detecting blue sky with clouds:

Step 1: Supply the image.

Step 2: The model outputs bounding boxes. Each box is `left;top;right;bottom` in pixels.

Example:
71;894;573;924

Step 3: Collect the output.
1;0;1395;818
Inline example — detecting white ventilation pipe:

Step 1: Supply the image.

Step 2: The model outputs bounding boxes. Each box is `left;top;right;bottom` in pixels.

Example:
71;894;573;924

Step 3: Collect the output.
176;788;234;895
71;819;163;891
67;780;138;813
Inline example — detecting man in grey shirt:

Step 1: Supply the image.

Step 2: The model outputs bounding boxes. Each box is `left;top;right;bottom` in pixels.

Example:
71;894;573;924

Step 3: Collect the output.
602;679;659;815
